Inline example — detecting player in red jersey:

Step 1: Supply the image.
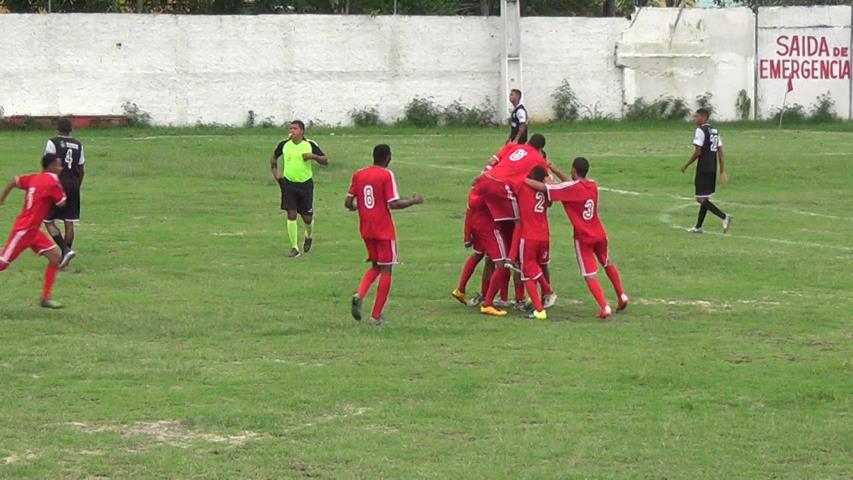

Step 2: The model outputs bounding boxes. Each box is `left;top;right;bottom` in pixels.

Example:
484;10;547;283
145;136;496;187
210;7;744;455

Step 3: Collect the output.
515;166;557;320
0;154;68;308
476;134;549;316
526;157;628;319
346;144;423;325
452;188;505;306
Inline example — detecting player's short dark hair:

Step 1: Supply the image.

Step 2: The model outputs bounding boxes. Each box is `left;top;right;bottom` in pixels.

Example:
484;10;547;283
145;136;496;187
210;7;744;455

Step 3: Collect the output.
290;120;305;130
573;157;590;178
373;144;392;165
696;108;710;118
529;165;547;182
510;89;522;98
42;153;61;170
528;134;546;150
57;117;72;134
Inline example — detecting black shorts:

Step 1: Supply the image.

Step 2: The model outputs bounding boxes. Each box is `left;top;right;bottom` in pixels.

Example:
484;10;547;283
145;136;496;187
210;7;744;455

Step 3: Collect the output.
694;172;716;198
279;178;314;215
46;183;81;222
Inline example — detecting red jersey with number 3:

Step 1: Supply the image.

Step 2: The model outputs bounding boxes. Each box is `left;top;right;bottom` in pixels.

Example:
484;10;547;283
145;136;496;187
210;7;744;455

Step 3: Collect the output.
486;144;548;188
516;183;550;241
12;173;66;231
546;179;606;243
348;166;400;240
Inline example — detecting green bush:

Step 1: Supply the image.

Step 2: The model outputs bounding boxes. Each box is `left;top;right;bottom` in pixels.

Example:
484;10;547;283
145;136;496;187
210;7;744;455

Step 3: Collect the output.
625;96;691;121
350;107;382;127
771;104;807;123
122;101;152;127
402;97;441;128
736;89;751;121
696;92;714;116
551;79;580;122
442;99;496;127
809;92;838;123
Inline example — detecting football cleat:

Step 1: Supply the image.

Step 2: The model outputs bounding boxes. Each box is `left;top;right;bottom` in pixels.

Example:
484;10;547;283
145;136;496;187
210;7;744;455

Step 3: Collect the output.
513;300;530;312
527;310;547;320
687;227;704;234
480;305;508;317
722;215;733;234
288;248;301;258
617;293;629;312
467;293;484;307
503;260;521;273
39;299;64;309
493;299;511;308
597;305;613;320
303;237;313;253
351;294;362;321
370;316;385;326
543;293;558;309
59;249;76;270
451;288;468;305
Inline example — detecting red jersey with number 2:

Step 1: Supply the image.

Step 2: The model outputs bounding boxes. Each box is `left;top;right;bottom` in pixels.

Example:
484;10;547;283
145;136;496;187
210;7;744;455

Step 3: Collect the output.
486;144;548;188
348;166;400;240
12;173;66;231
546;179;606;243
516;183;550;241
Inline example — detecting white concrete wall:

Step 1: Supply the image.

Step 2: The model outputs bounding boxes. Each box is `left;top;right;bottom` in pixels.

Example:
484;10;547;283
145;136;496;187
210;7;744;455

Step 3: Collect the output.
615;7;756;121
756;6;852;119
0;7;851;126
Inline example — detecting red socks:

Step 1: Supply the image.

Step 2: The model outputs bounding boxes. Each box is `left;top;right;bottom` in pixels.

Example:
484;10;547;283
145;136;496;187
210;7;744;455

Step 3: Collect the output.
585;277;609;310
457;255;480;293
372;273;392;320
42;264;58;301
605;264;625;297
481;262;493;297
513;274;525;302
358;267;380;298
524;280;543;312
485;267;510;307
538;275;553;296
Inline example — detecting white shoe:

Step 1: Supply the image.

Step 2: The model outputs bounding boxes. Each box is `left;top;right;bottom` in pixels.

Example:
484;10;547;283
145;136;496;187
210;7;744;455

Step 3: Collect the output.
722;215;733;233
687;227;703;234
543;293;557;309
494;299;511;308
59;249;76;270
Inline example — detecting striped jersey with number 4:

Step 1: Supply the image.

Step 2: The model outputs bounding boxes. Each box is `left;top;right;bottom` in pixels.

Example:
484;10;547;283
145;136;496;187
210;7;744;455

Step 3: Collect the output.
347;166;400;240
516;183;550;241
546;179;607;243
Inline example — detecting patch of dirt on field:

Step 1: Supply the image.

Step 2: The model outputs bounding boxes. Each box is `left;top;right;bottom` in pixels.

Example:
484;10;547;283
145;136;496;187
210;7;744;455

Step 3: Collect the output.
65;421;262;449
1;451;38;465
637;298;781;310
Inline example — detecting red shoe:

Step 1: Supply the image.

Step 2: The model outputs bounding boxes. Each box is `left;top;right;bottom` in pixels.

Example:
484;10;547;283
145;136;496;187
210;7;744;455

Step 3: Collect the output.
597;305;613;320
617;294;629;312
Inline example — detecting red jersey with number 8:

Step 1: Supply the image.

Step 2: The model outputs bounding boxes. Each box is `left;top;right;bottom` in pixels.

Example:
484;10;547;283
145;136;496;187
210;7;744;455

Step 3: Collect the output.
486;144;548;188
516;183;550;241
546;179;606;243
348;166;400;240
12;173;66;231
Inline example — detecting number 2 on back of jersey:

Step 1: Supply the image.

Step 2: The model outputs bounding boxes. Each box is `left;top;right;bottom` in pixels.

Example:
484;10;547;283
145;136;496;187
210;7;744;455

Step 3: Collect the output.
534;192;546;213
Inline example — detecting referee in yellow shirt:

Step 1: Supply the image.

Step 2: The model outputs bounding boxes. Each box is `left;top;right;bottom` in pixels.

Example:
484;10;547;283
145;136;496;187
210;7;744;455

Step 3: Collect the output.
270;120;329;257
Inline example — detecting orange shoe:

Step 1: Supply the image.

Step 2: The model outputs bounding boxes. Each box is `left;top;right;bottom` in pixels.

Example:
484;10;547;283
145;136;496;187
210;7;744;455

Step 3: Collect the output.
480;305;508;317
451;288;468;305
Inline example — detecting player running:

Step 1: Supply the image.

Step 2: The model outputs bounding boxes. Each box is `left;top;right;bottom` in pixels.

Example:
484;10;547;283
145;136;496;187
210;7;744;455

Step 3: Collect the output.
452;188;504;306
0;154;68;308
526;157;627;319
474;134;548;317
346;144;423;326
516;165;557;320
681;108;732;234
43;117;84;269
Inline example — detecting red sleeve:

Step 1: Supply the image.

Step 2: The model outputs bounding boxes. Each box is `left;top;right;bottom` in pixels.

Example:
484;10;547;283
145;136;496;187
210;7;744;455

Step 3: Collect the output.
52;182;67;205
546;181;583;203
384;170;400;203
15;175;31;189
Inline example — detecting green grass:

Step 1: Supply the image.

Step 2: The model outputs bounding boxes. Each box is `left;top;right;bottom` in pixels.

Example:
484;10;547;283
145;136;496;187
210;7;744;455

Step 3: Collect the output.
0;122;851;479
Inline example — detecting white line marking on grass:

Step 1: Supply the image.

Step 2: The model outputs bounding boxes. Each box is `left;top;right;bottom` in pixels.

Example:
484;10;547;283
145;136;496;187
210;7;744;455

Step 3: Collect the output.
636;298;781;309
65;421;263;448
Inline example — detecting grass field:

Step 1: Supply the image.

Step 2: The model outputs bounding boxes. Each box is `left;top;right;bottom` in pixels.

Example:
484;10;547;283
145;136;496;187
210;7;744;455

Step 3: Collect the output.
0;122;851;479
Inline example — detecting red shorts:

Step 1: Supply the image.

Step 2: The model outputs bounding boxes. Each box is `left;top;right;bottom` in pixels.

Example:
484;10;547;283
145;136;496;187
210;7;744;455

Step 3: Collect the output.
363;238;399;266
520;238;550;281
471;226;507;261
475;176;519;222
574;238;610;277
0;228;57;265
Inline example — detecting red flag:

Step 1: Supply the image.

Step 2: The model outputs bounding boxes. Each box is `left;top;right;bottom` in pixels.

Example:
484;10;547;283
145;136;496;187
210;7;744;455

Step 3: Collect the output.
786;77;794;93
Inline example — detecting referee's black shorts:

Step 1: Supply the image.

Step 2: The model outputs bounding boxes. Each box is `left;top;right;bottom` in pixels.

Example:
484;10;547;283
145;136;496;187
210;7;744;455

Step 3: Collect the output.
694;172;716;198
279;178;314;216
46;181;81;223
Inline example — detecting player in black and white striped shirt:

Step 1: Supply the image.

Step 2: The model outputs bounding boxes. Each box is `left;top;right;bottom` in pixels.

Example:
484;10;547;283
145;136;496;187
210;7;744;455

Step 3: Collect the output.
43;118;84;268
507;89;528;145
681;108;732;234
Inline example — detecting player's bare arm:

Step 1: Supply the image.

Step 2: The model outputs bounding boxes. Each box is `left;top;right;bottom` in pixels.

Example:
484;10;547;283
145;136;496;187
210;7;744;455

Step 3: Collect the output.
302;152;329;165
524;178;547;192
0;178;17;207
718;146;728;185
549;163;570;182
344;194;357;211
269;153;282;180
681;146;701;173
513;123;528;144
78;165;85;185
389;195;424;210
